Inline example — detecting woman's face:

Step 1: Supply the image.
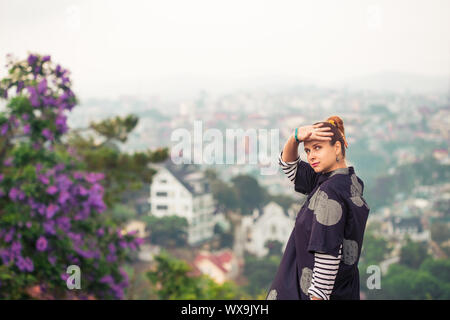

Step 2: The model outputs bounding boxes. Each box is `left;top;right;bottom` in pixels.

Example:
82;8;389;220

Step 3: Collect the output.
303;139;341;173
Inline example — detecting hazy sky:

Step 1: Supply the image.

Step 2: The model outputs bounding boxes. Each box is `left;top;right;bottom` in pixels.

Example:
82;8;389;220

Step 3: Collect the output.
1;0;449;99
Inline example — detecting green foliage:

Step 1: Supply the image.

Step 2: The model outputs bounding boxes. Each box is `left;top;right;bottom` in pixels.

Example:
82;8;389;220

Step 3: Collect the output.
375;261;450;300
242;252;281;296
63;125;168;208
147;250;245;299
399;237;430;269
360;231;390;266
213;222;234;249
141;215;188;248
231;175;266;215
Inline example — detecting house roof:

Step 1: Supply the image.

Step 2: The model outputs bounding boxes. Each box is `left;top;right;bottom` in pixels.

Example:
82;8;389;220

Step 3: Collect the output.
154;158;211;196
193;250;234;274
254;201;290;223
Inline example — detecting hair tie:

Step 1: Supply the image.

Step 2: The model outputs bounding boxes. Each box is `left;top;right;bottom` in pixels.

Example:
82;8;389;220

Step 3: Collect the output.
327;119;336;126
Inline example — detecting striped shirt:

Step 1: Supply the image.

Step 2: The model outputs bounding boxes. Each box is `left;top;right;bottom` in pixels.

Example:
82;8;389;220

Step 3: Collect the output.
279;151;342;300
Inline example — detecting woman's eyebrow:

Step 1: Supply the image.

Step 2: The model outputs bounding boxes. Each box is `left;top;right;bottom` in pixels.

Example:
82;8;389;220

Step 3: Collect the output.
304;143;321;151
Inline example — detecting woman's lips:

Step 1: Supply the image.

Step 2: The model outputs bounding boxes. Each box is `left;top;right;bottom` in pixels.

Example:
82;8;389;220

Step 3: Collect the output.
311;162;319;167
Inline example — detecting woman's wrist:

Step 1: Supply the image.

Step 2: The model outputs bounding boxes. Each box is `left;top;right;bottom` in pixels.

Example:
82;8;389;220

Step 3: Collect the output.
292;128;301;144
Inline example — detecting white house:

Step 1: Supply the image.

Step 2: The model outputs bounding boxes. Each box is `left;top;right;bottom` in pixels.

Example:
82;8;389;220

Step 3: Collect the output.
242;201;295;257
148;160;216;246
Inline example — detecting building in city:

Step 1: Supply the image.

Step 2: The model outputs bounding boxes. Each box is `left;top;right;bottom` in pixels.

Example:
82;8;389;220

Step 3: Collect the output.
148;159;216;246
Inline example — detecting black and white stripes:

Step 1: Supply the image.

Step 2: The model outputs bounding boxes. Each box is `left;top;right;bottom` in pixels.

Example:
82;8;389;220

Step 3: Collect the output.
278;151;300;184
307;244;342;300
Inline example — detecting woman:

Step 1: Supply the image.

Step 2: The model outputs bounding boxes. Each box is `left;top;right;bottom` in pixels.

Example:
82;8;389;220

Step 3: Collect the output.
266;116;370;300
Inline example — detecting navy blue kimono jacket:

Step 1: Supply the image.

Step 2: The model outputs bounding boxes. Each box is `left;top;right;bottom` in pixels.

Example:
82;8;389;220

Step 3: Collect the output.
266;160;370;300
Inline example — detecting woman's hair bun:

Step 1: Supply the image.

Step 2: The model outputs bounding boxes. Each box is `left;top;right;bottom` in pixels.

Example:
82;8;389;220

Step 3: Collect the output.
326;115;348;148
326;115;344;134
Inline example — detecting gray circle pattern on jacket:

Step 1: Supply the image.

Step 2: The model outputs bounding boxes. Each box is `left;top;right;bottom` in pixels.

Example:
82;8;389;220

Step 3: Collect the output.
350;174;365;207
266;289;277;300
341;239;359;265
300;267;313;295
308;188;343;226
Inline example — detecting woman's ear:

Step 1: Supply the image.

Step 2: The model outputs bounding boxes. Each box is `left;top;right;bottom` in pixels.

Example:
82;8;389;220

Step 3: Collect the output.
335;141;341;155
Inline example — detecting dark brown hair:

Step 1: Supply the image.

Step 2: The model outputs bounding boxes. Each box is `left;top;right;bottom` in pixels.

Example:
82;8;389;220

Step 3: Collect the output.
313;115;348;158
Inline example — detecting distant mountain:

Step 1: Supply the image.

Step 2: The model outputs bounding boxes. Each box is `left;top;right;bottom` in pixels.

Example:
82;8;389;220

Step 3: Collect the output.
332;72;449;94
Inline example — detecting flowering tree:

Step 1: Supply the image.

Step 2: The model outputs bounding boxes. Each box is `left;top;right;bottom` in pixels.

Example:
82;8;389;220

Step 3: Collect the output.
0;53;146;299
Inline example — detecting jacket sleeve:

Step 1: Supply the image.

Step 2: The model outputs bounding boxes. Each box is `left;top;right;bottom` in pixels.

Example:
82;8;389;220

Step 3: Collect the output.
306;184;346;258
278;151;318;195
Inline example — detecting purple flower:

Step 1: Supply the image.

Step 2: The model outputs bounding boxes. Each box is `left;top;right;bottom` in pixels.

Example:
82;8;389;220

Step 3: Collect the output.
108;243;116;254
16;256;34;272
85;173;105;184
106;253;117;263
27;86;40;107
8;187;24;202
36;236;48;252
119;241;128;249
46;203;59;219
97;228;105;237
1;123;8;136
73;172;84;180
42;128;54;141
27;54;38;66
55;65;62;76
77;185;88;196
22;114;30;121
54;163;65;172
26;221;32;229
61;273;69;282
0;249;12;264
48;255;57;265
11;241;22;256
58;190;70;205
42;55;51;62
46;185;58;195
135;237;145;246
23;123;31;134
37;79;47;95
56;216;71;233
37;204;46;216
44;95;57;108
38;174;49;185
16;81;24;94
43;220;56;235
100;275;114;285
55;174;72;190
3;157;13;166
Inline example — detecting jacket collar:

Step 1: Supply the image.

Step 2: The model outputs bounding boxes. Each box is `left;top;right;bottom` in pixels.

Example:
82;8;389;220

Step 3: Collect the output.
317;166;354;185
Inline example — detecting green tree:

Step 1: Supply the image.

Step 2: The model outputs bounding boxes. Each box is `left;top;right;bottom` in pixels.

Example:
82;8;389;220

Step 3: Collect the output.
379;263;449;299
231;175;266;215
147;250;246;299
64;117;168;208
142;215;188;248
420;258;450;283
0;53;160;299
243;252;280;296
399;237;430;269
